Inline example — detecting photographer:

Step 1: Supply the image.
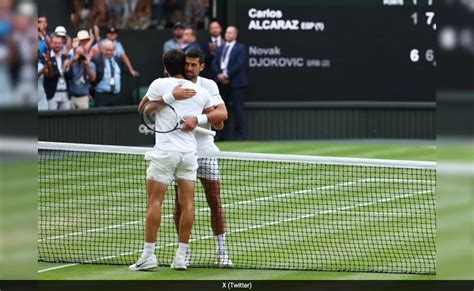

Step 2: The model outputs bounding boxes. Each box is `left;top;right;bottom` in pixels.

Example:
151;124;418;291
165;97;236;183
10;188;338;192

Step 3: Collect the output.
63;46;96;109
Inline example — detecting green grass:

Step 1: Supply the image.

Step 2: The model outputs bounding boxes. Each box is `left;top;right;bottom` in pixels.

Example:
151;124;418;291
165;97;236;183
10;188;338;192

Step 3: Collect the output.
38;141;437;280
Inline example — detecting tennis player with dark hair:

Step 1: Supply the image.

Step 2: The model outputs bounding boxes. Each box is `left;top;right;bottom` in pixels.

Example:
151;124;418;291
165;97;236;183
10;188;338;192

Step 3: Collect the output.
173;47;233;268
130;49;214;271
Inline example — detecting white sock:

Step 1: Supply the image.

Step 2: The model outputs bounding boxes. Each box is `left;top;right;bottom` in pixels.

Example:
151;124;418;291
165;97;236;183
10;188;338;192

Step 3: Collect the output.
178;242;188;254
143;242;155;257
216;234;225;252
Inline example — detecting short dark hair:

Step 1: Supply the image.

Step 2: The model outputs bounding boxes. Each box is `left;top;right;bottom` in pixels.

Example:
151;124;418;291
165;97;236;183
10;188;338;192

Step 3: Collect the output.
185;47;205;64
162;49;185;77
209;19;221;27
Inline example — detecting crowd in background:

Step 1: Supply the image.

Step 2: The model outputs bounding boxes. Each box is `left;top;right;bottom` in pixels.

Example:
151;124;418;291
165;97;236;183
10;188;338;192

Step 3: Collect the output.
71;0;210;31
36;0;211;111
37;0;248;139
161;21;248;140
0;0;37;108
38;17;139;110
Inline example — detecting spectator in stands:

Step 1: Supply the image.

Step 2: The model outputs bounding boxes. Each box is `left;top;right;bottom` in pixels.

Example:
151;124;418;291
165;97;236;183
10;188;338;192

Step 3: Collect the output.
88;0;108;28
63;46;96;109
151;0;164;29
11;1;37;106
38;54;52;111
74;29;94;53
182;27;200;51
106;0;126;28
212;26;248;140
201;19;223;79
162;21;185;53
0;0;13;105
37;16;50;56
43;34;71;110
163;0;183;28
54;26;74;59
90;26;139;77
185;0;208;29
128;0;152;29
92;39;121;106
71;0;91;30
54;25;67;44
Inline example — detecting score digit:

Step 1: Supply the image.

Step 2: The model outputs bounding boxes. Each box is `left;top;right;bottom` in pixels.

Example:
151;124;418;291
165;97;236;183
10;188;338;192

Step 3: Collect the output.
425;49;434;62
410;49;420;62
411;12;418;25
425;12;434;25
410;49;436;64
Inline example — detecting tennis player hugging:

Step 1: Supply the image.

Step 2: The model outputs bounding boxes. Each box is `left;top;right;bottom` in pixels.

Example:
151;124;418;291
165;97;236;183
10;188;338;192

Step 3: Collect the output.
131;48;232;271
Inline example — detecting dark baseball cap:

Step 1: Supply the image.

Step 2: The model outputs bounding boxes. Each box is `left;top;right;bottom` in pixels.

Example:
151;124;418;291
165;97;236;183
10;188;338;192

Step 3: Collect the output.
105;27;117;34
173;22;185;29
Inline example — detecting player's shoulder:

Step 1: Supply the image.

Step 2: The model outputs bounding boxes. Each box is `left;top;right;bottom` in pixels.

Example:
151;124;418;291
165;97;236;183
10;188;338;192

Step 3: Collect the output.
198;76;217;87
150;77;165;84
151;77;175;86
198;77;219;93
148;78;172;94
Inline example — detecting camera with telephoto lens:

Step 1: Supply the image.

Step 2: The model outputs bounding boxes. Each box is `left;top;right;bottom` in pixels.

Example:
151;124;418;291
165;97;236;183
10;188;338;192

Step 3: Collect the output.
77;54;86;62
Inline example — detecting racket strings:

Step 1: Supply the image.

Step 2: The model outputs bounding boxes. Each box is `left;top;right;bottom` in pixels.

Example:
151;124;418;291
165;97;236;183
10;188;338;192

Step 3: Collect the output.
143;102;180;133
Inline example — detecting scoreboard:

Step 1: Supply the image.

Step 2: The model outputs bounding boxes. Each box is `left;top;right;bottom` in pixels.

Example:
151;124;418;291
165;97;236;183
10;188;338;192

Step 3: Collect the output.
237;0;436;102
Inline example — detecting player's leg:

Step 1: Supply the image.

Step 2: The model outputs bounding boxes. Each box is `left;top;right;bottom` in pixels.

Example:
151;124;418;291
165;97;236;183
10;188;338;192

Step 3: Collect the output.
198;157;233;267
173;184;192;266
176;179;195;244
130;153;174;271
171;178;195;270
129;179;167;271
144;179;168;243
200;178;224;235
173;184;181;234
170;152;198;270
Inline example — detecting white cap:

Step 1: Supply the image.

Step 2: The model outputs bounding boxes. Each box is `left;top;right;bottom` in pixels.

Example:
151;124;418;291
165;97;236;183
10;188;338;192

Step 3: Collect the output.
77;30;90;40
54;26;67;37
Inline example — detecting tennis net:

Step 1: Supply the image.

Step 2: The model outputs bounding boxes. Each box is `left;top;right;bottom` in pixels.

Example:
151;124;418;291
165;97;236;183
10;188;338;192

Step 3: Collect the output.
38;142;436;274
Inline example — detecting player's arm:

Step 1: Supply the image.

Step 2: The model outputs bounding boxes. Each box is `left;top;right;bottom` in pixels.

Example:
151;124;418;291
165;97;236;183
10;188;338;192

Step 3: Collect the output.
138;85;196;113
206;103;227;130
181;91;227;130
203;103;227;129
138;96;150;113
203;80;228;126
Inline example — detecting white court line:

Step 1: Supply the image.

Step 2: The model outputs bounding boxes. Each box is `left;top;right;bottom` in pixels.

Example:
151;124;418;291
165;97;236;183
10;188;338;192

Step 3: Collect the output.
38;263;78;273
38;178;384;242
38;177;434;242
38;187;433;273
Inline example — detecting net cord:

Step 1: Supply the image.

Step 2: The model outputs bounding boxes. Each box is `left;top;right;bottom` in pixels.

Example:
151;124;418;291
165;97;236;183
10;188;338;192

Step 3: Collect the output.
38;141;435;169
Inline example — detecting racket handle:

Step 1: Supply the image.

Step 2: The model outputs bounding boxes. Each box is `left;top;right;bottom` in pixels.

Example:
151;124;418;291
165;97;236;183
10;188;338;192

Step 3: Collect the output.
194;126;216;136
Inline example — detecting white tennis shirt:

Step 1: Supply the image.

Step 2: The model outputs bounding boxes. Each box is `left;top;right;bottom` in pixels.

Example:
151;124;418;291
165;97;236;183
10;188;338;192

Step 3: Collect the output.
145;77;212;153
195;76;225;155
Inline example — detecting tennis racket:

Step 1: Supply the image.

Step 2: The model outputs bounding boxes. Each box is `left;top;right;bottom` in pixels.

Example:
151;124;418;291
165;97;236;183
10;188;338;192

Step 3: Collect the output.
142;100;216;136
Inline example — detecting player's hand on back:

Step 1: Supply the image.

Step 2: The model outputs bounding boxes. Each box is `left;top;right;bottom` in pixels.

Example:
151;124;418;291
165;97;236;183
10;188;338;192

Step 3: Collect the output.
180;116;198;131
172;85;196;100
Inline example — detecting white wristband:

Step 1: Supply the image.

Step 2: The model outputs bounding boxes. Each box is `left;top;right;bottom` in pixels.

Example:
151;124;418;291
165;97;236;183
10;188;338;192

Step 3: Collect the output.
196;114;208;125
162;92;175;104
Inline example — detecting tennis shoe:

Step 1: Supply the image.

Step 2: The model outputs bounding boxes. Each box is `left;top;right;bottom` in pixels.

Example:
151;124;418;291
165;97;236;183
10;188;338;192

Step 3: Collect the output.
185;247;191;267
216;250;234;268
171;250;187;270
129;255;157;271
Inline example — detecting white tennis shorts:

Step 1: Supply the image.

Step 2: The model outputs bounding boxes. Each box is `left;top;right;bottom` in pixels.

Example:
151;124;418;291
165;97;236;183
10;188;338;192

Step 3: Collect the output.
197;157;220;181
145;151;198;184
